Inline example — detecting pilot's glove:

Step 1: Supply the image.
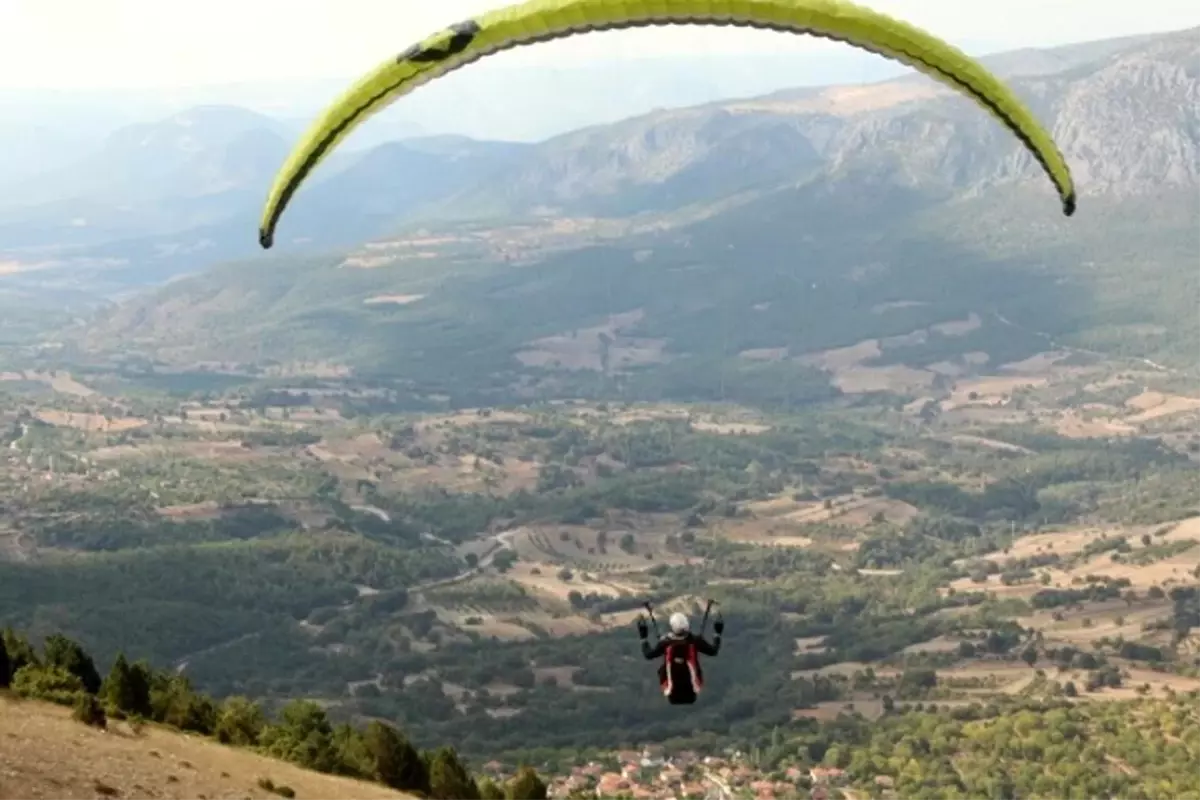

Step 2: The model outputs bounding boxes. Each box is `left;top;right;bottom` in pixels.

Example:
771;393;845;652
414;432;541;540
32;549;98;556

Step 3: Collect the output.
637;617;649;640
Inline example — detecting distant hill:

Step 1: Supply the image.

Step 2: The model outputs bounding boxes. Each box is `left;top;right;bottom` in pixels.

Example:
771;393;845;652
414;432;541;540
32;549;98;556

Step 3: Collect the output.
2;28;1193;298
69;26;1200;401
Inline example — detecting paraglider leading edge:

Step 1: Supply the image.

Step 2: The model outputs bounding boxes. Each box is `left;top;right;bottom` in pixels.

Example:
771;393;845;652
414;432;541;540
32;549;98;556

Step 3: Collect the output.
257;0;1078;250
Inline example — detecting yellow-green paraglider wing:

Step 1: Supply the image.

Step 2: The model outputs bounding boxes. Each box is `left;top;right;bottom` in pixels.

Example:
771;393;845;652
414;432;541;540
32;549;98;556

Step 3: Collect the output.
258;0;1077;249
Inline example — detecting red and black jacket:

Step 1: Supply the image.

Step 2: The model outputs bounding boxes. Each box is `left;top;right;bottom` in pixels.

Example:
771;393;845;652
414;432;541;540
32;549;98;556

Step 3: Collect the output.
641;631;721;696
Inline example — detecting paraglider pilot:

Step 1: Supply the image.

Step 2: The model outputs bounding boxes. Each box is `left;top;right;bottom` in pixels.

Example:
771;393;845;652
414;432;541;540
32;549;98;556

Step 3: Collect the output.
637;602;723;705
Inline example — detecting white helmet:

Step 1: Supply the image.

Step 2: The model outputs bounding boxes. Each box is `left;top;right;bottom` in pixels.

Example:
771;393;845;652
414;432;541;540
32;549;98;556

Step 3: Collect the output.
669;612;690;634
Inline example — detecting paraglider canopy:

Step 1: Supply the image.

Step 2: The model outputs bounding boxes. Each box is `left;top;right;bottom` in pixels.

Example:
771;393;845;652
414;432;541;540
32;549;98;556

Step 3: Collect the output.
258;0;1077;249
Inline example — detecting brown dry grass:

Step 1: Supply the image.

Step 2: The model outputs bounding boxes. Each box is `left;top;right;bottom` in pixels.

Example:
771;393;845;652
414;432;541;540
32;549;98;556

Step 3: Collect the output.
901;636;963;654
739;492;918;533
941;376;1048;410
507;524;690;571
981;526;1114;562
955;519;1200;595
413;410;533;434
934;660;1200;701
35;411;146;433
88;441;261;463
1054;411;1137;438
439;611;538;642
400;454;541;495
1124;391;1200;422
791;662;900;680
0;370;98;397
504;560;640;603
792;698;886;722
1016;601;1173;646
691;420;771;435
156;502;223;520
794;636;829;655
947;434;1034;455
0;694;409;799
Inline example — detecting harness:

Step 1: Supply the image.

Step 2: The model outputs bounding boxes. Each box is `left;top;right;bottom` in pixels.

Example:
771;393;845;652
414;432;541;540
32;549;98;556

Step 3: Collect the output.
660;639;702;697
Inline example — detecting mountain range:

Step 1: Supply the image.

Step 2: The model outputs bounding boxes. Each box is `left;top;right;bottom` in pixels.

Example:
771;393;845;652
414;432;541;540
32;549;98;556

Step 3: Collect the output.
10;25;1200;399
0;29;1183;289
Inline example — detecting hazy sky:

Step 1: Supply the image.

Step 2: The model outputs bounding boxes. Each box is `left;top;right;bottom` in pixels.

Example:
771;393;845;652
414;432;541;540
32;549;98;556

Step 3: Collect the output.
2;0;1199;89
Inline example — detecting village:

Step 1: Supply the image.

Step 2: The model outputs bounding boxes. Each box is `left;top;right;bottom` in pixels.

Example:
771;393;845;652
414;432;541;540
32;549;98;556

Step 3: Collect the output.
482;746;876;800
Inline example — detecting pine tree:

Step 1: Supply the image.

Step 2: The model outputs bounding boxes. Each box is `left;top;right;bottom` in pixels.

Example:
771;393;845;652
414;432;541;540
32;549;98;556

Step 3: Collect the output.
428;746;480;800
2;628;38;675
214;696;266;746
43;634;101;694
72;692;107;729
506;766;548;800
477;777;505;800
364;721;429;794
103;653;151;716
0;634;10;689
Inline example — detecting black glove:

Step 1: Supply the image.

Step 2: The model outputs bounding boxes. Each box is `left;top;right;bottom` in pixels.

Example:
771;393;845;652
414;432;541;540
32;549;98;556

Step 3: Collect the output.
637;617;649;639
714;614;724;635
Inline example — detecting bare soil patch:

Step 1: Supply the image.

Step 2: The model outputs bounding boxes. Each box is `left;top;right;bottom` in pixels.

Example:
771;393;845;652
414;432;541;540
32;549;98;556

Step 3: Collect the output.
1124;391;1200;423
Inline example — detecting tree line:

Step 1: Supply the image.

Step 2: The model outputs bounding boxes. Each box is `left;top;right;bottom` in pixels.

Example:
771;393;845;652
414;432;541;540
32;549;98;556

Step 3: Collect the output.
0;627;548;799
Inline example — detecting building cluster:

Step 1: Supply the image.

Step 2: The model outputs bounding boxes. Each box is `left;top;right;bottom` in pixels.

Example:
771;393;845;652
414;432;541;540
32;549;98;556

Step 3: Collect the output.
524;747;852;800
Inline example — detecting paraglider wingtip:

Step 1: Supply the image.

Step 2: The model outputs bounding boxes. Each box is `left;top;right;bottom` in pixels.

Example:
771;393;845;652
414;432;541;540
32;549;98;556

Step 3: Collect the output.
1063;194;1077;217
259;229;274;249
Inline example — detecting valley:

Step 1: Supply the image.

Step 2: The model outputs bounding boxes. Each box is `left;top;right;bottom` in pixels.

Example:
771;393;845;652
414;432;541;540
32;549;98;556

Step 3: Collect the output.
0;17;1198;800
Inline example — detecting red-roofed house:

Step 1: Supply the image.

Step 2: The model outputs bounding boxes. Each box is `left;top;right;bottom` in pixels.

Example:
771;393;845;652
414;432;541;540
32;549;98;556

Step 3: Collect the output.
809;767;845;784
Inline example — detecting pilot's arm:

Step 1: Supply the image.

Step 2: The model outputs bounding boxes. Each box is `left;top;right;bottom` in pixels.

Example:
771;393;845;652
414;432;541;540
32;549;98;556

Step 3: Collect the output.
637;615;666;659
696;616;724;656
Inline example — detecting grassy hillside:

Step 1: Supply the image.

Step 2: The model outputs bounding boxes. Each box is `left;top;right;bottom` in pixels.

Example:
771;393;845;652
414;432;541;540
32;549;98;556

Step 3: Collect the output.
0;694;411;800
0;626;549;800
71;180;1198;408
